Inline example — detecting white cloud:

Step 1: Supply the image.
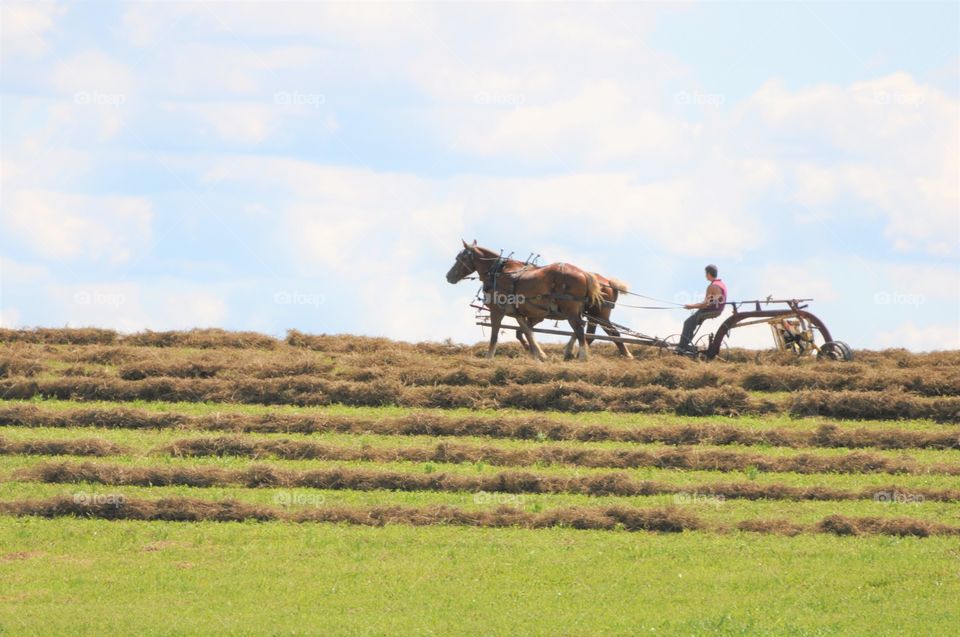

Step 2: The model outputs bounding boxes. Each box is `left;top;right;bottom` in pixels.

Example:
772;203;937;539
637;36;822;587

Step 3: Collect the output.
0;1;61;58
46;281;228;332
51;50;134;95
748;74;958;257
160;44;327;97
0;257;48;284
450;81;699;165
180;102;277;144
881;262;960;303
203;155;768;264
0;308;22;328
4;191;153;263
753;264;840;303
876;321;960;351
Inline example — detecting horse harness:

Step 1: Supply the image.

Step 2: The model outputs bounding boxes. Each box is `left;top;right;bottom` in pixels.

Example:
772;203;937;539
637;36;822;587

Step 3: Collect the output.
483;258;594;318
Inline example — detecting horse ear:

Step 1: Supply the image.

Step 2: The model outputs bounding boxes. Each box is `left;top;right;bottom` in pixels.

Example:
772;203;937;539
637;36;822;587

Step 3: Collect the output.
461;238;469;248
471;239;477;246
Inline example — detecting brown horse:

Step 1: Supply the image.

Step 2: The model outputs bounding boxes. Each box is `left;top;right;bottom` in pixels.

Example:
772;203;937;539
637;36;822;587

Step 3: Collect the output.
446;240;603;361
520;273;634;359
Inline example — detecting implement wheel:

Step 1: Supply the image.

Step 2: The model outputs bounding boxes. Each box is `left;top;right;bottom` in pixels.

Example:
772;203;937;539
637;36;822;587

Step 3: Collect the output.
818;340;853;361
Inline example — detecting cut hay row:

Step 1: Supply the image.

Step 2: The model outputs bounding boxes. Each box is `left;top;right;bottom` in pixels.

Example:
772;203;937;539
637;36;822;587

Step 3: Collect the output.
161;436;960;475
0;328;278;349
1;495;956;537
2;432;957;475
3;377;959;421
0;436;126;457
5;348;960;398
7;327;960;363
19;461;960;503
3;404;957;450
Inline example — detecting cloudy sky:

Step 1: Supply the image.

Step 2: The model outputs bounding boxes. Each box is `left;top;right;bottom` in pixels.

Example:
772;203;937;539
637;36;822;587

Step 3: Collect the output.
1;1;958;350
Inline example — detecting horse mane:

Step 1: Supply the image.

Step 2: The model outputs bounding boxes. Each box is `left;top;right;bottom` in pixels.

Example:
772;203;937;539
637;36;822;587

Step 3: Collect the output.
474;246;529;268
473;245;500;259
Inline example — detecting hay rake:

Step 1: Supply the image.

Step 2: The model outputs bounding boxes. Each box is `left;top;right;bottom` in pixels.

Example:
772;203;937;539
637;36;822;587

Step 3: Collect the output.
474;297;852;361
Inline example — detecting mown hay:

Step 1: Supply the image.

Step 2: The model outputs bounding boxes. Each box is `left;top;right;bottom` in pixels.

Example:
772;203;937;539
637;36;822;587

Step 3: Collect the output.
160;436;960;475
21;461;960;503
2;496;957;536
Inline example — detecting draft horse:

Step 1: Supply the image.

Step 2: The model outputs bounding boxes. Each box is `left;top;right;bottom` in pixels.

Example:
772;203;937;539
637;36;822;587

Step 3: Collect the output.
522;273;633;359
446;240;604;361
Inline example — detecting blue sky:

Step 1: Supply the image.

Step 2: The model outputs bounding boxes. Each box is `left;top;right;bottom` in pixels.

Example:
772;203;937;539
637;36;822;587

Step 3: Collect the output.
1;1;958;350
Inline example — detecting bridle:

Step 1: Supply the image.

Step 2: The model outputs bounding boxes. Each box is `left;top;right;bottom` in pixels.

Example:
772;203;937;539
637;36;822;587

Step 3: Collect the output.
454;249;476;273
453;248;502;281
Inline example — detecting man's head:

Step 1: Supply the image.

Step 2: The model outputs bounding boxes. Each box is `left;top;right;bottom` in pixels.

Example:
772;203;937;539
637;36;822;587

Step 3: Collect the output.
705;264;718;281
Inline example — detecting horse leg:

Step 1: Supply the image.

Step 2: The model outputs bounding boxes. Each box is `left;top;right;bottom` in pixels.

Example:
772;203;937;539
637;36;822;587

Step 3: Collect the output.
487;309;504;359
563;329;577;360
564;334;579;359
518;318;540;353
586;319;597;346
597;306;633;359
569;315;589;361
517;316;547;361
604;323;633;358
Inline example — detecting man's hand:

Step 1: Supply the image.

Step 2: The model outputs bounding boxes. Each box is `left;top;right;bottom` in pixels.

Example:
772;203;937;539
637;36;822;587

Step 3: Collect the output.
684;303;698;310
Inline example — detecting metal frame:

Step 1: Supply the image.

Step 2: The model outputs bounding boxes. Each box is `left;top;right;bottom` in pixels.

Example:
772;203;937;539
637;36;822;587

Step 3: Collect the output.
474;298;839;361
704;299;831;360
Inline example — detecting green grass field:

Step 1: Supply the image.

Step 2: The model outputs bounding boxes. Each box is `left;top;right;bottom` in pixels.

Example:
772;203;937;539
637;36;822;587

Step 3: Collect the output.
1;334;958;635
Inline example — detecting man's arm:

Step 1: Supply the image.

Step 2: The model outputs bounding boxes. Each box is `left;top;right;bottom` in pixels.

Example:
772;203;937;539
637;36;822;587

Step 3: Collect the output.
684;284;723;310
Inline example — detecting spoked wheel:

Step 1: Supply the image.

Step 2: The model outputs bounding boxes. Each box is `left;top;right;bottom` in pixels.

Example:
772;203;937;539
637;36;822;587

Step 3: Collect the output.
658;334;681;357
695;333;729;361
818;340;853;361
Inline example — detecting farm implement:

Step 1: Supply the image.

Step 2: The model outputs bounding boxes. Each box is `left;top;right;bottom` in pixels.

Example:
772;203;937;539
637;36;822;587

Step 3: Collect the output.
475;297;852;361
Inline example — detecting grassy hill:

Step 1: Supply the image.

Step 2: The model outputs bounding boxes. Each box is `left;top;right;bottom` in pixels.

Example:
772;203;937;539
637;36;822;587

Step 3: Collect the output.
1;328;958;635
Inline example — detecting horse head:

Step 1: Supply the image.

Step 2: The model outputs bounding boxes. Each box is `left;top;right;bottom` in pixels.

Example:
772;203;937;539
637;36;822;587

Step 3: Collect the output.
446;239;478;283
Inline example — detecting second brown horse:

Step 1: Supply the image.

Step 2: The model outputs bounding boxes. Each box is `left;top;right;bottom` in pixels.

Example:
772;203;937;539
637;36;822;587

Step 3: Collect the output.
446;240;610;361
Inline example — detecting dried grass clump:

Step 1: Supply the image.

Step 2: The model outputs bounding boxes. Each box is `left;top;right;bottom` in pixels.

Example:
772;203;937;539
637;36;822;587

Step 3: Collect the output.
22;461;960;503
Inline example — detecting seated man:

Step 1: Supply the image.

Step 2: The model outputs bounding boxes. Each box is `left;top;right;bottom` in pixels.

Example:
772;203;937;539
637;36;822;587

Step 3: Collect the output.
677;264;727;353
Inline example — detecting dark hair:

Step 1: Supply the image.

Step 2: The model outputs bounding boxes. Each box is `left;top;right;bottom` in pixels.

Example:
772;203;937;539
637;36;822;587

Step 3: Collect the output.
705;264;718;278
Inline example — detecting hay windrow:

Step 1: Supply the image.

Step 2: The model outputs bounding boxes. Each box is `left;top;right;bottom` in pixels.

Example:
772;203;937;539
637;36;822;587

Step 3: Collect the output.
0;436;127;457
2;374;957;420
159;436;960;475
3;404;957;450
19;461;960;502
1;496;956;536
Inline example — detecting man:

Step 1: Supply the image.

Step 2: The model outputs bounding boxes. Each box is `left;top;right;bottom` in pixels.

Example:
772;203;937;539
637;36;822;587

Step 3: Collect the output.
677;264;727;353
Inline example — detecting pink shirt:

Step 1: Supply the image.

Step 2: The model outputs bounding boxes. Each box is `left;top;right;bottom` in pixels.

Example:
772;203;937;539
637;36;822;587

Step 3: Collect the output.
709;279;727;307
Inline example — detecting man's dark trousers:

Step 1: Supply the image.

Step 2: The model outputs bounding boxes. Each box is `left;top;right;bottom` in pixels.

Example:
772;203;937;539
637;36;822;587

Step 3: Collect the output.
678;308;722;350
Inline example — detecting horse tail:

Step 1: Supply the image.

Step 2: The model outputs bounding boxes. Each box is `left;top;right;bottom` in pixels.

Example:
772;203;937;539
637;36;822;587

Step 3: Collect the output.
585;272;604;310
606;276;630;293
